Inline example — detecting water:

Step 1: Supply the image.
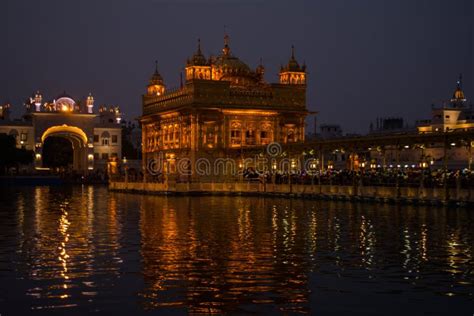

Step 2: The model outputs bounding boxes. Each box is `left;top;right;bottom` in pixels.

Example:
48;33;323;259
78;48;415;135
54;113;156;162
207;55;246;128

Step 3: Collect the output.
0;186;472;315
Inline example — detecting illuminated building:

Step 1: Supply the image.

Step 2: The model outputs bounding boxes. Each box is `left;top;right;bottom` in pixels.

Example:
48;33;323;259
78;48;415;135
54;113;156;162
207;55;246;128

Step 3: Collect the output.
140;36;309;176
0;91;122;171
417;74;474;133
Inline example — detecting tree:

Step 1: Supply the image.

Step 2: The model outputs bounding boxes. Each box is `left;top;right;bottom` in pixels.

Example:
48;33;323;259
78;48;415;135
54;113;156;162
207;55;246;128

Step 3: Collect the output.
121;121;141;159
0;133;34;174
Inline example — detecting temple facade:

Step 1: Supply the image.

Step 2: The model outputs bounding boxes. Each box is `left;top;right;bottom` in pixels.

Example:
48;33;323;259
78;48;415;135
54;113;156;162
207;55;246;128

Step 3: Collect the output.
140;36;309;178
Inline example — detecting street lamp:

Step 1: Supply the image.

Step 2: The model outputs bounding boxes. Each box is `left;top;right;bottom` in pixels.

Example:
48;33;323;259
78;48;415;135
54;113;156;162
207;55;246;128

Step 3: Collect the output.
309;159;318;190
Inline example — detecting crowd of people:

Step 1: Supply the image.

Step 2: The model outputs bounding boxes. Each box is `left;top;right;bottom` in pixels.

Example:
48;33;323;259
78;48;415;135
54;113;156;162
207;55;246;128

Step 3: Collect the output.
245;168;474;189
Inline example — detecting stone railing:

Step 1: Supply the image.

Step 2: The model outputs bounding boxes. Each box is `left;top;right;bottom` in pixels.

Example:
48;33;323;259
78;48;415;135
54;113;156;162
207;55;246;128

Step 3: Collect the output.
109;181;474;205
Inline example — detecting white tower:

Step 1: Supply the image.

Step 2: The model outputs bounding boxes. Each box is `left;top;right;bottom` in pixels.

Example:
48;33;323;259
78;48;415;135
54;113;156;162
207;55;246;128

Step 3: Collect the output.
34;91;42;112
86;93;94;114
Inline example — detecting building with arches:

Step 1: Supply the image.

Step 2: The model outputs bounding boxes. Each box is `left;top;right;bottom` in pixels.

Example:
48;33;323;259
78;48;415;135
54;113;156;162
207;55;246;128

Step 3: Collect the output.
140;35;309;177
0;92;123;172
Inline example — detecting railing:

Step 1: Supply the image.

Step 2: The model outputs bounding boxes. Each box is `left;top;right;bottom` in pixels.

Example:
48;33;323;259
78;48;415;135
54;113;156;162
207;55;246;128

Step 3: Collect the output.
109;180;474;203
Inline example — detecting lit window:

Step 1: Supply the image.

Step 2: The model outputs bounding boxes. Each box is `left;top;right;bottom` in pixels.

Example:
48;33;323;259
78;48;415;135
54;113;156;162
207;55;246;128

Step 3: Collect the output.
245;129;255;145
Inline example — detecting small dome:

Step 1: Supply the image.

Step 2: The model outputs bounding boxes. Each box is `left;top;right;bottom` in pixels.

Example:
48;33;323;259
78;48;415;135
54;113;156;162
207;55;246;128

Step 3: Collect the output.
187;39;207;66
453;87;465;100
281;45;305;73
149;61;164;85
55;94;76;111
451;74;467;105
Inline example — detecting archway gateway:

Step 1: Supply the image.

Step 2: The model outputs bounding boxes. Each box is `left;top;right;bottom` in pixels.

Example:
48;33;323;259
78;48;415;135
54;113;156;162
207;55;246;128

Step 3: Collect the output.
36;125;94;171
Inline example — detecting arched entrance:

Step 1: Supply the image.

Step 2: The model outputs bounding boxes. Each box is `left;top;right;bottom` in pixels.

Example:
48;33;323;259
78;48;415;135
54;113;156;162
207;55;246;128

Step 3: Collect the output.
36;125;93;171
42;137;74;169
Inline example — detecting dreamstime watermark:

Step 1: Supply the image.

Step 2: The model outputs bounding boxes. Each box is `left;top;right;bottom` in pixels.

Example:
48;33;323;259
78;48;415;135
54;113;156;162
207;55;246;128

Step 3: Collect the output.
145;142;320;176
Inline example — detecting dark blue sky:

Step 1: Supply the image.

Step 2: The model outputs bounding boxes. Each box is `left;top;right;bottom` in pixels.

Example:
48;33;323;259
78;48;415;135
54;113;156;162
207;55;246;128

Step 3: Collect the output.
1;0;472;133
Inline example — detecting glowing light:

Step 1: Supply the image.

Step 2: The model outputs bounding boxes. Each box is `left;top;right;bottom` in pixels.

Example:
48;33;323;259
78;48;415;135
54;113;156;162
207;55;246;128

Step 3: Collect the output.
88;154;94;161
41;125;88;145
35;153;41;160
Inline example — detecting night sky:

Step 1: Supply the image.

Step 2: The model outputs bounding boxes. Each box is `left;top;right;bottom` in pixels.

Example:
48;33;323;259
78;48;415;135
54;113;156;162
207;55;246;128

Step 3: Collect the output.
1;0;472;133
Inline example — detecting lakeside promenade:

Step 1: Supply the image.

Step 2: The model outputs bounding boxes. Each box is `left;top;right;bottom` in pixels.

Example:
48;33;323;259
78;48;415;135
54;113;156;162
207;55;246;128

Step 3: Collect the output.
109;180;474;206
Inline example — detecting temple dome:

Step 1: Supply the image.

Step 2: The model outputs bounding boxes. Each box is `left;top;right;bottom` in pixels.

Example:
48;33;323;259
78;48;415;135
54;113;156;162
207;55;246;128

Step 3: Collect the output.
211;34;259;87
213;54;251;74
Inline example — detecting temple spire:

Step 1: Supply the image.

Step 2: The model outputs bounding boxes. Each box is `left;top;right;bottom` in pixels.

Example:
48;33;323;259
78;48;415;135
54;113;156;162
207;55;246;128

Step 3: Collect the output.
223;27;230;56
197;38;201;54
457;73;463;89
451;73;466;105
291;45;295;60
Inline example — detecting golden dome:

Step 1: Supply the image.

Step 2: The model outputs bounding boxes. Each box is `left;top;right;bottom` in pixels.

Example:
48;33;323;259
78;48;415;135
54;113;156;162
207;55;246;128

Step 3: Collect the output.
451;74;466;105
453;87;465;100
211;34;260;87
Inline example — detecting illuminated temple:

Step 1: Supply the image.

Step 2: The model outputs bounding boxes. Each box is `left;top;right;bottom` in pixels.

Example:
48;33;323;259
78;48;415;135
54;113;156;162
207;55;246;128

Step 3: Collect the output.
140;35;309;176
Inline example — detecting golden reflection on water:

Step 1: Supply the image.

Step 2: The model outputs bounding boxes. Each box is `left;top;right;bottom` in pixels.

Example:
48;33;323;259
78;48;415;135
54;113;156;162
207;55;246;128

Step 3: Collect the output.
4;187;473;313
58;202;71;298
359;216;376;270
17;186;124;310
139;196;312;313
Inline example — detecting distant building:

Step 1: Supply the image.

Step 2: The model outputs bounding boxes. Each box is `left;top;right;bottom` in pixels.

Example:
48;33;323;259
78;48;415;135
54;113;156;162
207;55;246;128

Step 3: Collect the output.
0;92;122;172
369;117;415;134
364;75;474;169
319;124;342;139
417;74;474;132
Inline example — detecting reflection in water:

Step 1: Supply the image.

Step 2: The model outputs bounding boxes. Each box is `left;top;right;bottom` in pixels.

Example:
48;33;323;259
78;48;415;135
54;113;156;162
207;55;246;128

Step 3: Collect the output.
359;216;376;270
58;201;71;299
0;187;473;314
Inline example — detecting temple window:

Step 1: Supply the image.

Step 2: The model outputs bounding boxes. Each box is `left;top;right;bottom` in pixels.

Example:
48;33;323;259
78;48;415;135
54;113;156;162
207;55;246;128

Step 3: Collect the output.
230;130;241;146
204;124;216;148
230;122;242;147
174;126;179;147
260;131;271;145
287;129;296;143
246;129;255;145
